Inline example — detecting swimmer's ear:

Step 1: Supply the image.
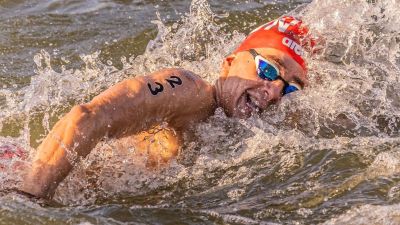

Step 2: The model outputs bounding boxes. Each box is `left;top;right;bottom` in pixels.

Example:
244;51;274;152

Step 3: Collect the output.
220;54;235;79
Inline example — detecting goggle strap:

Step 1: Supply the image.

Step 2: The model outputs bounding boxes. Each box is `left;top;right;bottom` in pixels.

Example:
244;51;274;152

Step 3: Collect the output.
248;49;258;58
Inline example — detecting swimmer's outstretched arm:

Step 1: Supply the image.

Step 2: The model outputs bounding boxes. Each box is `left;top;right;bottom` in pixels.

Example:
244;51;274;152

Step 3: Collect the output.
20;68;216;199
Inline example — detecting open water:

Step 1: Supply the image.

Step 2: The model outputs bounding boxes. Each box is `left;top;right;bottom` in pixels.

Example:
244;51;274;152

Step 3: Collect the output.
1;0;400;224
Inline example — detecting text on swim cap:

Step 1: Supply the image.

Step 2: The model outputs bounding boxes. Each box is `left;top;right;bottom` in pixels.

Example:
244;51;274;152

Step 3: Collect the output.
265;17;300;32
251;17;301;34
282;37;303;56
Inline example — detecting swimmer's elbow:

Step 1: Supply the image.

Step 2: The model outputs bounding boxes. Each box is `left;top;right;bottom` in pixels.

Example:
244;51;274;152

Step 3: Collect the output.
66;104;100;134
70;104;91;117
61;104;106;156
69;105;92;122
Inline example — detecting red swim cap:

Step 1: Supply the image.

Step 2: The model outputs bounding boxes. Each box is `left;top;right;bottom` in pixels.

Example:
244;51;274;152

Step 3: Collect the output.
234;16;313;71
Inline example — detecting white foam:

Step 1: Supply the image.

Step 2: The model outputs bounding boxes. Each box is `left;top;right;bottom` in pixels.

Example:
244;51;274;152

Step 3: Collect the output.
323;204;400;225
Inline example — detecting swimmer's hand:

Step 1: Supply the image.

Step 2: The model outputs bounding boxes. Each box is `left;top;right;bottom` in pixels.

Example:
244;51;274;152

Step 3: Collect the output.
20;68;215;199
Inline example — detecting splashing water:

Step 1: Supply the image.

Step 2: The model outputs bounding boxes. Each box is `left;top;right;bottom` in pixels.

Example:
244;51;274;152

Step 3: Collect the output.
1;0;400;224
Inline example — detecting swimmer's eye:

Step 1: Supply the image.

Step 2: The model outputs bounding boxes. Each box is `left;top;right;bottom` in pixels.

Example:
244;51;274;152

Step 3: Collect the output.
248;49;299;96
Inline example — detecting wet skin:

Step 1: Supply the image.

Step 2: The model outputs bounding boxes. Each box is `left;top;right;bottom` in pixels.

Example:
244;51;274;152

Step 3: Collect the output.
20;47;308;199
216;47;307;118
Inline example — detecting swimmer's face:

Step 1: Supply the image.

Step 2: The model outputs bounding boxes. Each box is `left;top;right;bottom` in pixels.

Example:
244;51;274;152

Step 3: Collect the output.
216;48;308;118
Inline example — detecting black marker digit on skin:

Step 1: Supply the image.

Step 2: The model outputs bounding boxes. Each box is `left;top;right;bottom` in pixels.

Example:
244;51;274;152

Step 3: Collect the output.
148;82;164;95
166;76;183;88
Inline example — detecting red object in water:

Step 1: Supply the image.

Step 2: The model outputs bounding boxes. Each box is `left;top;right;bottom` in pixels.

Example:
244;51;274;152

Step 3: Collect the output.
0;144;28;170
0;144;27;159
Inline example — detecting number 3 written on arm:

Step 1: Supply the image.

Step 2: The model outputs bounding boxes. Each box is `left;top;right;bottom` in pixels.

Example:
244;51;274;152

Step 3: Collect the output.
147;75;183;96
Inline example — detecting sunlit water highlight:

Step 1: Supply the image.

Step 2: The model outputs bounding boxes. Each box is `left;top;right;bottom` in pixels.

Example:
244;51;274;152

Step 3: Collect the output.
1;0;400;224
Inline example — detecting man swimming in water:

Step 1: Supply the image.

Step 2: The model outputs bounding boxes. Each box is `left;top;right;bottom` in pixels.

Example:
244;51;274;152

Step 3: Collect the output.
20;16;314;199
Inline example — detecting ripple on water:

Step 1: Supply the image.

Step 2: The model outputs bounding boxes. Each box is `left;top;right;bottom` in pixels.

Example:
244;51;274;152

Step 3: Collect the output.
1;0;400;224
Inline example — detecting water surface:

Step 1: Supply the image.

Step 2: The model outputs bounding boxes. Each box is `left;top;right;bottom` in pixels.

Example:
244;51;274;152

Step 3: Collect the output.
1;0;400;224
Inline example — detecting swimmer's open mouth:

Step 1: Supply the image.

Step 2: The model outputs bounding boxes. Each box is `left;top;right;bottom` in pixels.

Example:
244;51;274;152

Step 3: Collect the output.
235;90;264;117
245;91;261;113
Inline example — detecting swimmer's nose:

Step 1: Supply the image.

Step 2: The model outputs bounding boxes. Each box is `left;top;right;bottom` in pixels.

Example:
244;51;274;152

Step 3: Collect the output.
247;81;282;110
263;80;284;101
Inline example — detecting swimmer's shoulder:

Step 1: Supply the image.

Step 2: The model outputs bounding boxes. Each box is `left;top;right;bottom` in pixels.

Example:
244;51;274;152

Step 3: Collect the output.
134;68;215;98
146;68;210;84
127;68;216;128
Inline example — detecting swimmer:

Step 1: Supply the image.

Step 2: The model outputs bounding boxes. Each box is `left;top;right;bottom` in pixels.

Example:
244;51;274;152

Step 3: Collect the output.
20;16;315;199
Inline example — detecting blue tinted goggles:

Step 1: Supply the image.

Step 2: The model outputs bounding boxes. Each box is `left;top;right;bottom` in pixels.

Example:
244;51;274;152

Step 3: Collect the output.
248;49;301;95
